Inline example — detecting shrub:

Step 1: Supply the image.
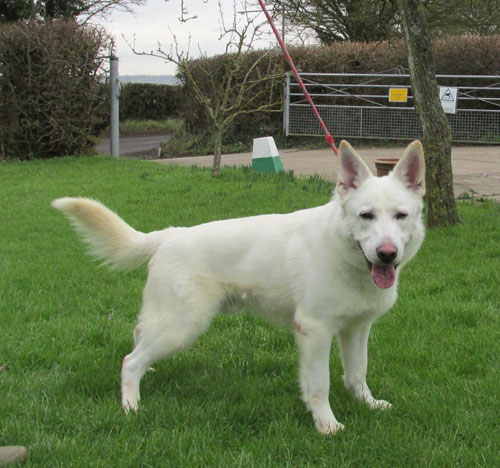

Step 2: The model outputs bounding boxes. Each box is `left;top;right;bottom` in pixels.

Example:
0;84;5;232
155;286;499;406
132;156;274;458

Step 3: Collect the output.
0;19;111;160
119;83;182;121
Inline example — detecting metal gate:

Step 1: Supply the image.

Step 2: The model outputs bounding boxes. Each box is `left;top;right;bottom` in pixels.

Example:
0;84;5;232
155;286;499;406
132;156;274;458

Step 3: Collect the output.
284;70;500;143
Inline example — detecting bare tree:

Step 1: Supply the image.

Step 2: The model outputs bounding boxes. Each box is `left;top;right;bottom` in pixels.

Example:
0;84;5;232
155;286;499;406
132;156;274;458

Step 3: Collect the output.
77;0;145;25
261;0;500;44
0;0;145;24
132;2;283;177
263;0;401;43
397;0;459;227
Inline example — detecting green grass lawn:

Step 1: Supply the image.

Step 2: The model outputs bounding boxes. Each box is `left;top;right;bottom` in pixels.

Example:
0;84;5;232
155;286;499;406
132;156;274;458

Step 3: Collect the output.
1;156;499;467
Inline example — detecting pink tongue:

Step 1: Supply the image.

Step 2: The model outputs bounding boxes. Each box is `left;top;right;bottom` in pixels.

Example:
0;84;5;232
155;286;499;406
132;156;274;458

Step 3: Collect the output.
371;264;396;289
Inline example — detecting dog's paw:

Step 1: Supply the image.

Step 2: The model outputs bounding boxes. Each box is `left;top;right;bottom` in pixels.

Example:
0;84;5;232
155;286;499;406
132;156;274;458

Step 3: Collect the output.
313;416;345;435
344;381;392;411
366;398;392;410
122;399;139;414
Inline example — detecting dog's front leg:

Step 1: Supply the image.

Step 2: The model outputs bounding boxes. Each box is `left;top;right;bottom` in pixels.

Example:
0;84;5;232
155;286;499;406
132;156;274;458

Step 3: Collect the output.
295;318;344;434
338;321;392;410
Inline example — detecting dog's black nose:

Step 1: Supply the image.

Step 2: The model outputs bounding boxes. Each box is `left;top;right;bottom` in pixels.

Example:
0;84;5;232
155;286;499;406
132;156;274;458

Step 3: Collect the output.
376;245;398;264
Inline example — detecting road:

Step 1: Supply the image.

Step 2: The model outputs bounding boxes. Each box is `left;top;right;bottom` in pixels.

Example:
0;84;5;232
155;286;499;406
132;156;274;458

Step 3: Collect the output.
96;134;172;155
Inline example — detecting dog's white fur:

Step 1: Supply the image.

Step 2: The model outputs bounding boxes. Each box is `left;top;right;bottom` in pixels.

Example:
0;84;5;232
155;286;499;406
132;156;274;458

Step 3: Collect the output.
53;140;425;434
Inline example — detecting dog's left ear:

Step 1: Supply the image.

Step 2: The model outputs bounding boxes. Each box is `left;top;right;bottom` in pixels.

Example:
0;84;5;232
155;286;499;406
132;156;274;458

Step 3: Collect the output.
336;140;372;198
393;140;426;197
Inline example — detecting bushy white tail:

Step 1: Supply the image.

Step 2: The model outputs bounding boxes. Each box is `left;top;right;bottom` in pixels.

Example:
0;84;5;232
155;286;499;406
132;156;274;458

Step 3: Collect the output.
52;197;162;270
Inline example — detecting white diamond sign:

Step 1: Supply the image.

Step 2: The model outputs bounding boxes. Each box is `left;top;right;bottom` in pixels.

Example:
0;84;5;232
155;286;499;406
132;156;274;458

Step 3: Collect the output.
439;86;458;114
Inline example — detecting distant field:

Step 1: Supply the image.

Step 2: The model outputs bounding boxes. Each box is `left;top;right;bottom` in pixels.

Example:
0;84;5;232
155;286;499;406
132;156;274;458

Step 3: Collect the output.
100;119;182;138
1;156;499;467
119;119;182;136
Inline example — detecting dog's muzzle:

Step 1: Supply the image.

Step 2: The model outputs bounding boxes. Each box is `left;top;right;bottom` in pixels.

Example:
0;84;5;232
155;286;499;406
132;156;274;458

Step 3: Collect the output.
358;242;398;289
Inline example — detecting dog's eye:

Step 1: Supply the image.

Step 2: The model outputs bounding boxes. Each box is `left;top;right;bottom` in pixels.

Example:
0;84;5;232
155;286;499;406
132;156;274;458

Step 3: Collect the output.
359;212;374;221
395;212;408;220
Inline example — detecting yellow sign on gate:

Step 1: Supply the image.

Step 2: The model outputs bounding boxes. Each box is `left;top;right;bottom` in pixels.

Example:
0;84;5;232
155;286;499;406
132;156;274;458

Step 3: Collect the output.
388;88;408;103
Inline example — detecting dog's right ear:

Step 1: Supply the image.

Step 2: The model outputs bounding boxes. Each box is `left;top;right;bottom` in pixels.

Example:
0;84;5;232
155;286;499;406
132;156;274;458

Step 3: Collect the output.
393;140;426;198
336;140;372;198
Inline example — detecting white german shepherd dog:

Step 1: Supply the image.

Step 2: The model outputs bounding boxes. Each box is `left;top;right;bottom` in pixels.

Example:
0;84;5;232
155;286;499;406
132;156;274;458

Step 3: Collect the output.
53;140;425;434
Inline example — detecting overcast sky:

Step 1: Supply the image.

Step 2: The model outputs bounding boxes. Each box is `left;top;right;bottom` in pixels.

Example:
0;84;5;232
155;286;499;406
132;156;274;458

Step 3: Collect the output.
96;0;276;76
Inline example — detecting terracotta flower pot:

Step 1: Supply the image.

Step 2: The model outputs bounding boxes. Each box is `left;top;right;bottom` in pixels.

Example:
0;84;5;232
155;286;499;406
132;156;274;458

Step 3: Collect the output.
374;158;399;177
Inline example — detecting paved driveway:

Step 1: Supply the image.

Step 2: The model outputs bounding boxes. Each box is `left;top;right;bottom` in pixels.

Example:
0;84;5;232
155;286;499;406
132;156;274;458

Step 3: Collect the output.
155;145;500;201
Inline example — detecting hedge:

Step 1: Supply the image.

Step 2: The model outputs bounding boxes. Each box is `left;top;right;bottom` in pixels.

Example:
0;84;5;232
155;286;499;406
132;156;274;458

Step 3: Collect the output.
119;83;182;121
175;35;500;143
0;20;110;160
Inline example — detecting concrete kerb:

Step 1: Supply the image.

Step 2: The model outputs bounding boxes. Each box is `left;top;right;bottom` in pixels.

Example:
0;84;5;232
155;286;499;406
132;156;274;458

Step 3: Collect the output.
154;145;500;202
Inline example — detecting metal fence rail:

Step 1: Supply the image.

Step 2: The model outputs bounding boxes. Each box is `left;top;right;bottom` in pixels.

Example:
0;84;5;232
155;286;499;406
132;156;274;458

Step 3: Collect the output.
284;71;500;143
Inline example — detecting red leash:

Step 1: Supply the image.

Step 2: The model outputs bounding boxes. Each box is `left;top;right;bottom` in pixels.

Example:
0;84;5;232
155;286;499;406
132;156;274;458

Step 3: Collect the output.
256;0;338;155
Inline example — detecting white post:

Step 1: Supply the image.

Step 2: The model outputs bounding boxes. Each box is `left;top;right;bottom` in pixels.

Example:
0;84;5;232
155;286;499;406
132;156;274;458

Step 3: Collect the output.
284;73;290;136
252;137;284;173
110;54;120;158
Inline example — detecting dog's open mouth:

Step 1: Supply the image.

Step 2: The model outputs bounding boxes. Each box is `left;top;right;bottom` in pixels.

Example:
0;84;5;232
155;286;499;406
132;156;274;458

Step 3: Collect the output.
358;243;397;289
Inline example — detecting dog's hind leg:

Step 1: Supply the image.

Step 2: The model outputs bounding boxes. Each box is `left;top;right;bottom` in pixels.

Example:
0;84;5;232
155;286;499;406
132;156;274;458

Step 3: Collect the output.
121;332;158;412
121;276;223;412
338;321;392;410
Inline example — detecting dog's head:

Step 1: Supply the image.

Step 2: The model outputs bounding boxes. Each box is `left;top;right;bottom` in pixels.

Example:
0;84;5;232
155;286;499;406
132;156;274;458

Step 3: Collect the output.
335;140;426;289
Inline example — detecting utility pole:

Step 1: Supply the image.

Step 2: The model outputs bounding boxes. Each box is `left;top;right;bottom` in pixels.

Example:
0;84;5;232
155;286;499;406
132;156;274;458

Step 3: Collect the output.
282;9;285;44
110;54;120;158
